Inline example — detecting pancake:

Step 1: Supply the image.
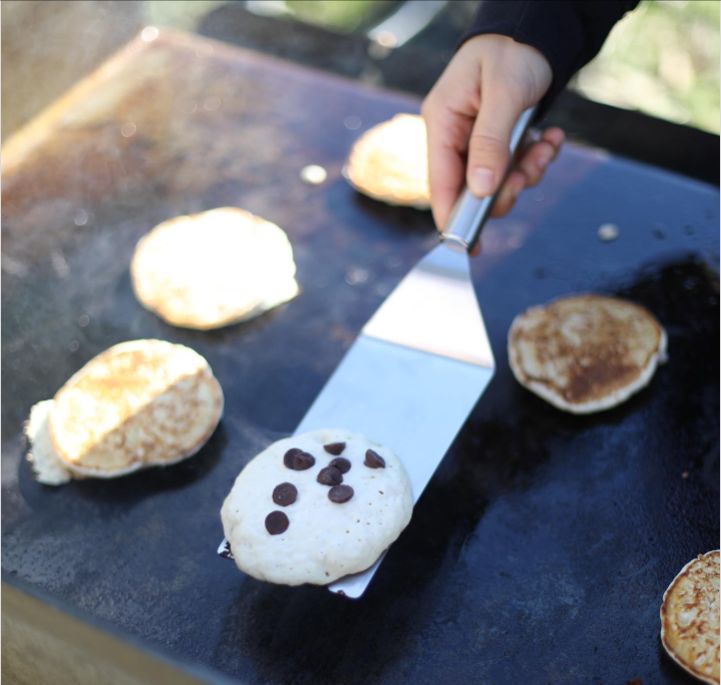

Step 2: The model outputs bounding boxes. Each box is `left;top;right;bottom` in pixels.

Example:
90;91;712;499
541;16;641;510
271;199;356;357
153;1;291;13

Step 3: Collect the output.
345;113;431;208
131;207;298;330
660;551;719;684
221;429;413;586
508;294;667;413
46;339;223;478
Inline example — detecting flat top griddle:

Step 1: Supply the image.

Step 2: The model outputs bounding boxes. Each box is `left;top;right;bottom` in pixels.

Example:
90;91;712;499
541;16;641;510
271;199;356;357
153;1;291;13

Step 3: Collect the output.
2;30;718;685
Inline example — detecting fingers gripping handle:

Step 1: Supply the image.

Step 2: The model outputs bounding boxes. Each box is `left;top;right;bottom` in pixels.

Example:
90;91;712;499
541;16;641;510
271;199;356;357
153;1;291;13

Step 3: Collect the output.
441;106;537;253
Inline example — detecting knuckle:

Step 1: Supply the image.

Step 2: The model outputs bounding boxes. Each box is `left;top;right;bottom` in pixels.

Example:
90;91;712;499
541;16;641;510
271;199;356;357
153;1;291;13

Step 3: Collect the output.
468;132;508;165
469;132;505;152
520;162;541;186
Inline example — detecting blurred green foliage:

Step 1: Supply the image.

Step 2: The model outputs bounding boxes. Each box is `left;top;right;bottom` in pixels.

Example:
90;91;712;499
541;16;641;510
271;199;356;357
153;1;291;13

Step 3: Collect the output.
284;0;397;32
573;0;719;133
145;0;226;30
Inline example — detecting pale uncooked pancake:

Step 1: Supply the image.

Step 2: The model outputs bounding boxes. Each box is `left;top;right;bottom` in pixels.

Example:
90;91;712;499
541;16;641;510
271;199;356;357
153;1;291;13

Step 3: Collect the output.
660;551;719;684
221;429;413;586
345;113;431;208
508;294;667;413
44;339;223;479
131;207;298;330
24;400;72;486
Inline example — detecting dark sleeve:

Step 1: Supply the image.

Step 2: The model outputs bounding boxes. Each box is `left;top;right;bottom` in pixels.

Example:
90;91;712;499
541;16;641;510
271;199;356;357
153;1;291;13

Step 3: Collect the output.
461;0;640;113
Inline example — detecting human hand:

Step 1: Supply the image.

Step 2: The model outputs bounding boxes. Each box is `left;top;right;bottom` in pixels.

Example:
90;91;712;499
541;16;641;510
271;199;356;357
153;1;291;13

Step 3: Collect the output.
422;34;564;231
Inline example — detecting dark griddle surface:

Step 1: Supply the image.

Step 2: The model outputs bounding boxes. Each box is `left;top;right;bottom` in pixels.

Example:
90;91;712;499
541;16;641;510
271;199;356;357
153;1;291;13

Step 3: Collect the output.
2;31;718;685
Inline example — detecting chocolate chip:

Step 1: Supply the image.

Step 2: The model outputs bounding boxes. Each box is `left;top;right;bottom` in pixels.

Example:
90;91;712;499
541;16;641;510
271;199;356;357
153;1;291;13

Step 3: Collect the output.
328;484;354;503
323;442;346;455
272;482;297;506
329;457;351;474
283;448;315;470
265;511;289;535
317;466;343;486
364;449;385;469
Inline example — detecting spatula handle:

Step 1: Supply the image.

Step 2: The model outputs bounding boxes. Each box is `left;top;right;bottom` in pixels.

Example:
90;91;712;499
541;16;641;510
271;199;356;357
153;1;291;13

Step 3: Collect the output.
441;106;537;253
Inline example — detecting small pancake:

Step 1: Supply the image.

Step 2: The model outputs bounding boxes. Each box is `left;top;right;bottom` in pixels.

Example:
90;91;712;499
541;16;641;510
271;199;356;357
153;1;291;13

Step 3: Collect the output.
345;113;430;208
660;551;719;684
131;207;298;330
508;294;667;413
47;339;223;478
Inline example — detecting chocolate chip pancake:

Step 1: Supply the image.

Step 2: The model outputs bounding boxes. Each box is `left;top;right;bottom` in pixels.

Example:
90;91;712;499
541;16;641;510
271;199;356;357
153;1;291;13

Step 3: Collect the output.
221;429;413;586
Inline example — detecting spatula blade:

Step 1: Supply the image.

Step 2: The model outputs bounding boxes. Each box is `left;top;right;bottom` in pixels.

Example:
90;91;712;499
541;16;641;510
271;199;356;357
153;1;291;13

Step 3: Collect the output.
294;243;494;597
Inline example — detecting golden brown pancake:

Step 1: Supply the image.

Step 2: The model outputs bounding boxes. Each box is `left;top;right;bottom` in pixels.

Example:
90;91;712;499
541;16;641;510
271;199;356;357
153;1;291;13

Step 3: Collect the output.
47;339;223;478
508;294;667;413
345;113;430;208
131;207;298;330
660;551;719;684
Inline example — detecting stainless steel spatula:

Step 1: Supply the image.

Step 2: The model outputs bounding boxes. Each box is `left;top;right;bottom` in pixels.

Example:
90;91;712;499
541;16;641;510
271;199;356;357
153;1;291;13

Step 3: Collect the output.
219;107;536;598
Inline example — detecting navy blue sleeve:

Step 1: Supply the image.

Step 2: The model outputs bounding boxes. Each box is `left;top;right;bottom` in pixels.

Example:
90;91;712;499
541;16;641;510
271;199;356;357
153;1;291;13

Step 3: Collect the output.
461;0;640;113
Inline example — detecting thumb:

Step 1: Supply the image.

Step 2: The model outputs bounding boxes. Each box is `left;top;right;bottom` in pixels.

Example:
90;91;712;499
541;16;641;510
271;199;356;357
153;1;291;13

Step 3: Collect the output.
466;85;524;198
